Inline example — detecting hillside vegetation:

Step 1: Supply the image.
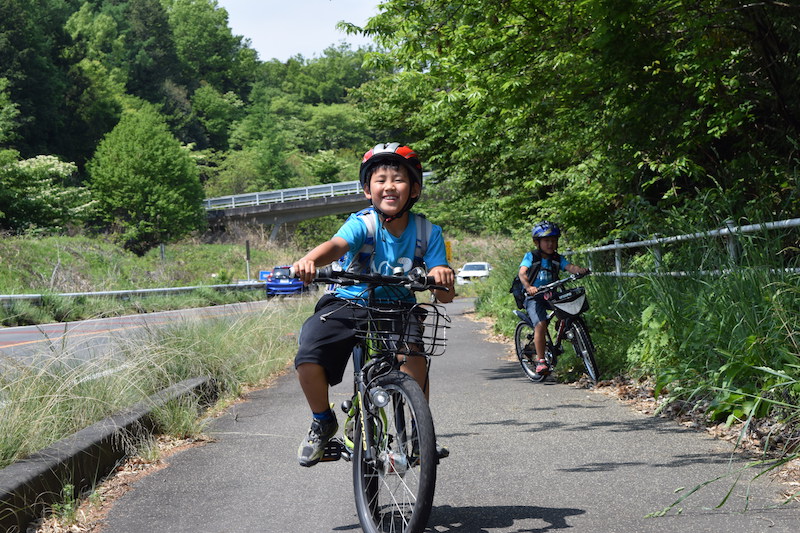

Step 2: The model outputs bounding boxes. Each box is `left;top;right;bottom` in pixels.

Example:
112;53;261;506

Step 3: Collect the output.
0;226;304;325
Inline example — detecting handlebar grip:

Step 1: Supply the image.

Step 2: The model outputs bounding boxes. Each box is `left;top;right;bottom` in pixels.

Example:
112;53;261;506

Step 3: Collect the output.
288;264;336;280
316;265;335;279
425;276;451;292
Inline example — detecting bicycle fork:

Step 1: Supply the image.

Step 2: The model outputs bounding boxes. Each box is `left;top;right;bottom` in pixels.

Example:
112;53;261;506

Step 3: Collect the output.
321;345;379;464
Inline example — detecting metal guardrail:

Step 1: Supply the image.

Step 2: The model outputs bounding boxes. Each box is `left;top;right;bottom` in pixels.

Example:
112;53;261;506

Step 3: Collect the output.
563;217;800;277
204;181;362;210
0;281;266;305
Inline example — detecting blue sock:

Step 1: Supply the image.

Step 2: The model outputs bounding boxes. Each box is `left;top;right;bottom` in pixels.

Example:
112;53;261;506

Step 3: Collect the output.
313;409;334;422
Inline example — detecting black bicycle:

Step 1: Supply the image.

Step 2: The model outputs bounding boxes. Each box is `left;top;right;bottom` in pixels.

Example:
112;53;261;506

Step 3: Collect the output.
301;265;450;533
513;272;599;383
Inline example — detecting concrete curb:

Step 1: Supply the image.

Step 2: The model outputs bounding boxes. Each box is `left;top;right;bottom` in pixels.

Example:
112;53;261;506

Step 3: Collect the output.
0;376;217;532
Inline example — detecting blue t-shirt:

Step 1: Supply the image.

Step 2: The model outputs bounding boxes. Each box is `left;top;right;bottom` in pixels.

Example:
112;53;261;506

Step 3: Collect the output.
520;251;570;287
333;211;448;302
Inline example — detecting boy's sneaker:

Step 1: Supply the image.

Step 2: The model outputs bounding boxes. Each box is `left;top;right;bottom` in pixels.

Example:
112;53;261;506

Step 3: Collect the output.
297;416;338;467
535;359;550;375
436;443;450;459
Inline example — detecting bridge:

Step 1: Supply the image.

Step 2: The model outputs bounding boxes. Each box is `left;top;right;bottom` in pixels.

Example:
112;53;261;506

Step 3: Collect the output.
204;181;369;239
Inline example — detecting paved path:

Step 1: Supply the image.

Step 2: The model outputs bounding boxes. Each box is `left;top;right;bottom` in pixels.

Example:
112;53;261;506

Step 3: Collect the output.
102;298;797;532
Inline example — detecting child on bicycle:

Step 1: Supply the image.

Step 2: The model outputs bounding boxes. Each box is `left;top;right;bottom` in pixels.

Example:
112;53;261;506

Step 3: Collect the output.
519;221;589;376
292;142;454;467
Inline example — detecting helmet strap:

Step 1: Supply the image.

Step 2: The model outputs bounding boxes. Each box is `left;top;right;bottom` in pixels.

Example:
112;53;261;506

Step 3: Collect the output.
368;181;420;224
373;201;410;224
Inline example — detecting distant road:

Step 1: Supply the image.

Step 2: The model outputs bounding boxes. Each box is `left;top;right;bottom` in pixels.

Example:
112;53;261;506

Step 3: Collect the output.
0;300;275;364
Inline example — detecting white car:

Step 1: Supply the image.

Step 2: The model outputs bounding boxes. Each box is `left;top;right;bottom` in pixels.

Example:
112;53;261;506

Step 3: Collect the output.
456;262;492;285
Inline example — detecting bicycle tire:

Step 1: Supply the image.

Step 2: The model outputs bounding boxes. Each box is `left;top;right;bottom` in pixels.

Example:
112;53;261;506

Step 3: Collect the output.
569;318;599;383
514;321;546;382
353;371;436;533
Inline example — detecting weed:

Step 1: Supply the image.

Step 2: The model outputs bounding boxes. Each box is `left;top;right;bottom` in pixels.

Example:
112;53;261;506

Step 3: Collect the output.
50;484;78;525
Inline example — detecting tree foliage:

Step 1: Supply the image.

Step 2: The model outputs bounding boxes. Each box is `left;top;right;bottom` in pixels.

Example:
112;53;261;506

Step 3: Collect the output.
1;0;382;243
87;104;204;254
0;151;93;232
6;0;796;247
348;0;800;242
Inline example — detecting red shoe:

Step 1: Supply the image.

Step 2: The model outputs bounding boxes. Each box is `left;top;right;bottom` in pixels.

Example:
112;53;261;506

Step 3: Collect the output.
535;359;550;375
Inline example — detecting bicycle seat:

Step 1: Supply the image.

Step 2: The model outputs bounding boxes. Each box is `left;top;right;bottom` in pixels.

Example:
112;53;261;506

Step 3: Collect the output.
514;310;532;325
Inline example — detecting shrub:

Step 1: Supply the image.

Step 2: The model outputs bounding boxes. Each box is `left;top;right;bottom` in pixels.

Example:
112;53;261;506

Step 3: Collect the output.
87;104;205;255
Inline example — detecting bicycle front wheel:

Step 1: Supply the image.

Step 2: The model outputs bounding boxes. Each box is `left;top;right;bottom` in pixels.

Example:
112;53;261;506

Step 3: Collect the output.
353;371;436;533
569;318;599;383
514;321;545;382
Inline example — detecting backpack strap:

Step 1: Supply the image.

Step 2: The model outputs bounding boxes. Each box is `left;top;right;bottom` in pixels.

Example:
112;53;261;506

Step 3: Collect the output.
344;208;378;273
413;213;432;268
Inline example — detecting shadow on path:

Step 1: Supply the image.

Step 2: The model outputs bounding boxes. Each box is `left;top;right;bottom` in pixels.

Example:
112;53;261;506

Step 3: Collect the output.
430;504;585;532
332;504;585;533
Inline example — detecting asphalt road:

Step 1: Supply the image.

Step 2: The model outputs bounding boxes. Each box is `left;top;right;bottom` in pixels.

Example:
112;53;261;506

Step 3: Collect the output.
0;301;275;364
101;298;797;532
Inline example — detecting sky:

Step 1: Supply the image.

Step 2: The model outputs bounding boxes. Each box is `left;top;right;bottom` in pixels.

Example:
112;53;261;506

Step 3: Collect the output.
216;0;381;62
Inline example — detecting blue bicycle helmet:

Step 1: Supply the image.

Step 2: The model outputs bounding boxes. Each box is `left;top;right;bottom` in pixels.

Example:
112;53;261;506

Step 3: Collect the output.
532;221;561;239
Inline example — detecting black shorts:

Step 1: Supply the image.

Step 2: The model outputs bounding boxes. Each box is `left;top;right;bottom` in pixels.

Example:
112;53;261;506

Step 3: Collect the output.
294;294;425;386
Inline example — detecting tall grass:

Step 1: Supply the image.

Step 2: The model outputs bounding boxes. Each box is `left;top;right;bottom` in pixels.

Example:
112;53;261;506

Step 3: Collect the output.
0;297;315;469
474;223;800;447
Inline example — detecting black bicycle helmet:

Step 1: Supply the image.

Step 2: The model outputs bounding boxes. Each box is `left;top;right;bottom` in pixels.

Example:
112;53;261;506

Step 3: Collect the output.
359;142;424;222
532;221;561;239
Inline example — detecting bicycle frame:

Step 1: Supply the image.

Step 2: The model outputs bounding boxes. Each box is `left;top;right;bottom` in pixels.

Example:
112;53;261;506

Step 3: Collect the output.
312;266;447;460
306;266;448;533
515;308;569;360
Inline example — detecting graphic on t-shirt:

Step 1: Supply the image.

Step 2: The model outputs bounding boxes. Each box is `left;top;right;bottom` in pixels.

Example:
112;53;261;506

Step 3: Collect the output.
375;256;413;275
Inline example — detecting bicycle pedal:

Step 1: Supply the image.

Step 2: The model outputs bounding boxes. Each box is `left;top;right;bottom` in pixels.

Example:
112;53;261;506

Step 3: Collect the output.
320;438;345;462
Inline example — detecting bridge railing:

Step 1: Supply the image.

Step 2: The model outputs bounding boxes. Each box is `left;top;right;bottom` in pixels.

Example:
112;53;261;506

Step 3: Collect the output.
204;181;362;210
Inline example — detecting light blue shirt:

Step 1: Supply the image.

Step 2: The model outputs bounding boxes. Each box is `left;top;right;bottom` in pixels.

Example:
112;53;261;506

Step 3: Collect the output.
334;211;448;302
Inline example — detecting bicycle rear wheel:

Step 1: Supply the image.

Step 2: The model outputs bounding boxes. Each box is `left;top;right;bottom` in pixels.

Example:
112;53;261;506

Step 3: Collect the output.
514;321;546;382
353;371;436;533
569;318;599;383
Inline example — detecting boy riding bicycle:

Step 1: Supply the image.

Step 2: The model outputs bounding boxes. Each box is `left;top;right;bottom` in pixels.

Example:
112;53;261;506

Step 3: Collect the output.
292;142;455;467
518;221;589;376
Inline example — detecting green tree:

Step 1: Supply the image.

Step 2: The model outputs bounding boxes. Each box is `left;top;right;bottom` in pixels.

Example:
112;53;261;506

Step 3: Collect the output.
62;3;129;168
164;0;254;93
87;104;205;254
348;0;800;240
0;0;77;158
302;149;357;184
191;82;244;150
0;77;19;145
123;0;182;100
0;151;93;232
296;103;371;152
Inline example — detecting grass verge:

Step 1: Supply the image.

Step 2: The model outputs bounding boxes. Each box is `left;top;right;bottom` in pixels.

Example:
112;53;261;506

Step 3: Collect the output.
0;296;315;470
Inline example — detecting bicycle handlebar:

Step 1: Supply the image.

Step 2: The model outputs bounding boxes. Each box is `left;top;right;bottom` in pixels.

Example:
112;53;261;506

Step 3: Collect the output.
289;265;450;293
532;270;591;299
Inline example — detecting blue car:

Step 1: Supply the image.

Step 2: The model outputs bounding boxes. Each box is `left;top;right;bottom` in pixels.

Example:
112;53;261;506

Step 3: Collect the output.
265;265;308;296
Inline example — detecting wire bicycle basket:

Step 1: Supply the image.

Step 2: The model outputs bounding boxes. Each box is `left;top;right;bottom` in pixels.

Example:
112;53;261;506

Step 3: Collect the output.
354;301;450;357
